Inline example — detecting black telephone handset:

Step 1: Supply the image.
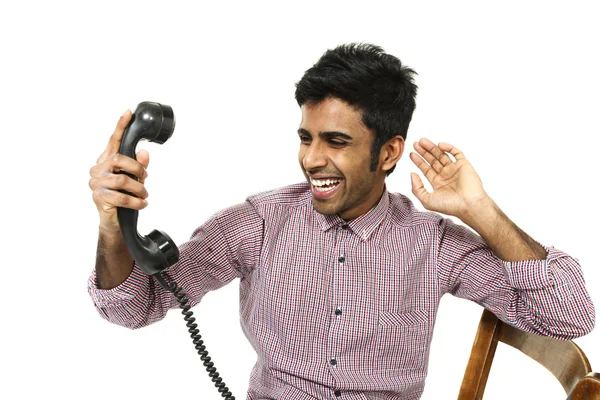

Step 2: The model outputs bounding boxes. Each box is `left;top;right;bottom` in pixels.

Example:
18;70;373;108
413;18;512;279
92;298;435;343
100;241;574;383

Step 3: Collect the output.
117;101;179;275
117;102;235;400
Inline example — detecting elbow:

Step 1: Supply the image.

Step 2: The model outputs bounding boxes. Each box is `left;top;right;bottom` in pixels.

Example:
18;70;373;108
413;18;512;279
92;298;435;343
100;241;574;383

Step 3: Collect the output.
558;296;596;340
577;297;596;337
95;304;164;331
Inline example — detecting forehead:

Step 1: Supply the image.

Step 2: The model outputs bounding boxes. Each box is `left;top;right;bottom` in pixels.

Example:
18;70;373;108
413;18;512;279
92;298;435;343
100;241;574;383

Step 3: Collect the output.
300;97;368;134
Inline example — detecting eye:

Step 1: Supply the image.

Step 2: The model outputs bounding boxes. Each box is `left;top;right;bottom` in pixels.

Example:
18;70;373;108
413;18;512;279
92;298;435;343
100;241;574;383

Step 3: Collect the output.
299;134;311;144
328;139;347;146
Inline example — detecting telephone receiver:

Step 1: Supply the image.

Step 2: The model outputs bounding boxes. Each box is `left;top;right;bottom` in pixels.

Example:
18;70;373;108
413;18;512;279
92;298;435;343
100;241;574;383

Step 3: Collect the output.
116;101;235;400
116;101;179;276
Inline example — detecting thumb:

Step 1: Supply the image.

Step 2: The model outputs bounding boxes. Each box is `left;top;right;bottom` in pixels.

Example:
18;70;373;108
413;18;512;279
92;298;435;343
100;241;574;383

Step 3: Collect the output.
411;172;430;207
136;149;150;169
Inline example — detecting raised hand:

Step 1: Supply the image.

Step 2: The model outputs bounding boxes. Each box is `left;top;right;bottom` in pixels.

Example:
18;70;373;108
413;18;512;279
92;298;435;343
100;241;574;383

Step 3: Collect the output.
89;110;150;232
409;138;489;219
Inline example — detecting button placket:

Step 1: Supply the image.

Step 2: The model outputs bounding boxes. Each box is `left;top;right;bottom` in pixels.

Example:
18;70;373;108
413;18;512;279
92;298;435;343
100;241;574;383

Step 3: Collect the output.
329;224;349;374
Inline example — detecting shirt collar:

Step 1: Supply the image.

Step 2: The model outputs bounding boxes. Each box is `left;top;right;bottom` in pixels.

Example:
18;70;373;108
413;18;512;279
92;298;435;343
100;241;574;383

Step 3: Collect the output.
313;187;390;241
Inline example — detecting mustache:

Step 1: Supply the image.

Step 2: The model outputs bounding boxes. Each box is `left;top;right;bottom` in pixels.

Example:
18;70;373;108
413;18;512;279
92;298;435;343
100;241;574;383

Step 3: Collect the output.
304;168;344;178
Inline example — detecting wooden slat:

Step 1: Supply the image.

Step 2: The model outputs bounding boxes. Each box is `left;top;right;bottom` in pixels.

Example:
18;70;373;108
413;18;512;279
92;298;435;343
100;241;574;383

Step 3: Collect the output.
457;309;501;400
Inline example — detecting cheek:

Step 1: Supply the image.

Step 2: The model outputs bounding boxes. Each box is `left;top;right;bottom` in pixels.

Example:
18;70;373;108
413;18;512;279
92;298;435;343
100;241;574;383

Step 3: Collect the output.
333;151;370;178
348;161;377;192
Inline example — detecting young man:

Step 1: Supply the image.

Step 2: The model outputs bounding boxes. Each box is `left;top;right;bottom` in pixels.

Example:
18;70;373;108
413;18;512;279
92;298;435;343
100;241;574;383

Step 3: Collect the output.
88;43;595;400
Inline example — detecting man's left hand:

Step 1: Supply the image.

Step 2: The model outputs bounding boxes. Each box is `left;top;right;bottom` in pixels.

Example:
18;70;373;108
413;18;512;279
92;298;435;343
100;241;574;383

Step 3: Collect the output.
409;138;490;220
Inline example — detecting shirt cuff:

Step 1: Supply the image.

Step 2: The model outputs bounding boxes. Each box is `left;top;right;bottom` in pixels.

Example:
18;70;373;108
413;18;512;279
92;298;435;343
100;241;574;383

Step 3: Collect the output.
87;264;149;307
502;245;561;290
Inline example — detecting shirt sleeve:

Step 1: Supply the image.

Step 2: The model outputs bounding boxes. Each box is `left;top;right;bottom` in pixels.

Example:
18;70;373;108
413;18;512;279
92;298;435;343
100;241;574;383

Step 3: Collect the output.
87;201;264;329
436;217;595;340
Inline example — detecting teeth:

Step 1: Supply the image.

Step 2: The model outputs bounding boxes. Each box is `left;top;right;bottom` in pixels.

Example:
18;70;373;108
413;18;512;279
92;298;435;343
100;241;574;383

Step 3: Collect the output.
310;178;341;187
315;185;334;192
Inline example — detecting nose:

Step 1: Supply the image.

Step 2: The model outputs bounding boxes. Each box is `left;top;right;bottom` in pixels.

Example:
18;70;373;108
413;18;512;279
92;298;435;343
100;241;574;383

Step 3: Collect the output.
302;140;328;172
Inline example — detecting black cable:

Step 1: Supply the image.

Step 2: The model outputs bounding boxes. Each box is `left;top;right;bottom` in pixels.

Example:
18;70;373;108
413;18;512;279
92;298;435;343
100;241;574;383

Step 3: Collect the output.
155;273;236;400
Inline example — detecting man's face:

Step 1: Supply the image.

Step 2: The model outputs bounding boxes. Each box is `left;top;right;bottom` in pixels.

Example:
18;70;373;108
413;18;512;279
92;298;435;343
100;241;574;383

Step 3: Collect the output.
298;97;387;221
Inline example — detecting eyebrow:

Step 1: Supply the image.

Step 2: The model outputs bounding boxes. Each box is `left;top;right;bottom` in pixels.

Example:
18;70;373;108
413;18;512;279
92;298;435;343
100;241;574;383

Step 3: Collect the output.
298;128;353;141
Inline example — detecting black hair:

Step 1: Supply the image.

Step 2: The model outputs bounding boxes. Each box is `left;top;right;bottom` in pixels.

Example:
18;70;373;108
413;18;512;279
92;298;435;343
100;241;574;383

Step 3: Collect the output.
295;43;418;175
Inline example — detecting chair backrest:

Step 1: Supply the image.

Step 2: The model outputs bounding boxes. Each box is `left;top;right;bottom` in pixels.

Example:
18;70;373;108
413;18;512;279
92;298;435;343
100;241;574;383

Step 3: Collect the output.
458;308;600;399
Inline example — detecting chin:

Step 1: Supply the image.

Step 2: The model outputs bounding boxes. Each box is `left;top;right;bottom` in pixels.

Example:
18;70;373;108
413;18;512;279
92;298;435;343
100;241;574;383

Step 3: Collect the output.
312;202;339;216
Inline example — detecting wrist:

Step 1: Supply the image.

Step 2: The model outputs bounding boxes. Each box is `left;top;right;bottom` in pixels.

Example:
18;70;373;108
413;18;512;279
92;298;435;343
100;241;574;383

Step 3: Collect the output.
98;224;126;250
459;195;499;232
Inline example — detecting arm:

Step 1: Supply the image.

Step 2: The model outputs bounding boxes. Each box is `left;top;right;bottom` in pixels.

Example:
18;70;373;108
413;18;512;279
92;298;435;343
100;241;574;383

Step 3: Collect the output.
88;111;263;329
436;217;594;339
410;138;595;338
88;203;263;329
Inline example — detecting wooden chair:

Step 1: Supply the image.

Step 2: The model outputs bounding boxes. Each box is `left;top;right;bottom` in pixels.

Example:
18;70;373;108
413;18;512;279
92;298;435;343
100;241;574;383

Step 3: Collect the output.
458;308;600;399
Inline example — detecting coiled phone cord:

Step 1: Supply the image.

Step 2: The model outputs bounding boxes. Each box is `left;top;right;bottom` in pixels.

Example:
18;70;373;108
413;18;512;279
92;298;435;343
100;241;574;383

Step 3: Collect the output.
155;273;236;400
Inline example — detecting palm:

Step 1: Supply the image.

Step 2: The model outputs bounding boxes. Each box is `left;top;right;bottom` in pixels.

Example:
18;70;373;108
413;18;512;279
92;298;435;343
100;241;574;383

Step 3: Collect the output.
409;138;487;218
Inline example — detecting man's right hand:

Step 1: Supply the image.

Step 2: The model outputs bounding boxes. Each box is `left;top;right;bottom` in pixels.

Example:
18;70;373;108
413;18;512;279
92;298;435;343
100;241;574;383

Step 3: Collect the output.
89;110;150;232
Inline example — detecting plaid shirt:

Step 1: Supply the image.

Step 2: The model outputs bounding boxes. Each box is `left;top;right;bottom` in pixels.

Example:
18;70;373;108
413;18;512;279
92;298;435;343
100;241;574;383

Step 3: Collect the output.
88;182;595;400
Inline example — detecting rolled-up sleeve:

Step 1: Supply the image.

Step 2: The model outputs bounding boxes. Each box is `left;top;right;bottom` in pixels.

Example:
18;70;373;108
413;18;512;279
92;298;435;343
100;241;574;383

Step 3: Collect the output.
87;201;264;329
437;218;595;340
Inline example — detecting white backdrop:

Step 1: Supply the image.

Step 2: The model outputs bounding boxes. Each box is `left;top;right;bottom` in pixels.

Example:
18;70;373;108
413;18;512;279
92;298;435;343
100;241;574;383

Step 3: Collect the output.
1;1;599;399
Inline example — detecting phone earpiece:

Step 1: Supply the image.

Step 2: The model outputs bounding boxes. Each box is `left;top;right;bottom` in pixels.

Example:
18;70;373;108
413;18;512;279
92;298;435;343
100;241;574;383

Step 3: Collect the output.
117;101;180;276
118;102;176;158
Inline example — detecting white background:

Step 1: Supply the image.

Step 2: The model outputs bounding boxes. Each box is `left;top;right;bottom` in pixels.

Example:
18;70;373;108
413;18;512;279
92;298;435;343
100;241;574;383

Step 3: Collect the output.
1;1;599;399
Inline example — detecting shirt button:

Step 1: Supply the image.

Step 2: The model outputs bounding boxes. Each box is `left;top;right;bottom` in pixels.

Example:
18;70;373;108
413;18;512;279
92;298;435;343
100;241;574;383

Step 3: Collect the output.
341;224;349;229
334;390;342;397
335;308;342;316
338;255;345;263
330;358;337;366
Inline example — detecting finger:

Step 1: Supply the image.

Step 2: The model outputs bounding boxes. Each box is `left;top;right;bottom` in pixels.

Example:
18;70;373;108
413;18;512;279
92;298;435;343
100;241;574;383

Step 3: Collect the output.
418;138;454;167
135;150;150;184
136;149;150;169
97;110;132;163
409;151;438;183
438;142;466;160
108;153;147;181
90;173;149;200
414;141;445;173
410;172;430;208
93;188;149;211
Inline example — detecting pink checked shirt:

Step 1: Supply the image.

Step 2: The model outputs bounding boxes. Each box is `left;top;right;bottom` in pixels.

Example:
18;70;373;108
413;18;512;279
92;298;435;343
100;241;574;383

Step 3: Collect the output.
88;183;595;400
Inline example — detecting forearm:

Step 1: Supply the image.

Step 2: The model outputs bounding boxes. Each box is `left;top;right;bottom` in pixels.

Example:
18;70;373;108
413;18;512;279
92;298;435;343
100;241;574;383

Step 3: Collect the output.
460;196;547;262
95;226;134;289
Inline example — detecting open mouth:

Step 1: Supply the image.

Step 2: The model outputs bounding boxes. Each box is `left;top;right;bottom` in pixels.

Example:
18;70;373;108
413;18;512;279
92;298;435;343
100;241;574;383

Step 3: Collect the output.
310;177;343;198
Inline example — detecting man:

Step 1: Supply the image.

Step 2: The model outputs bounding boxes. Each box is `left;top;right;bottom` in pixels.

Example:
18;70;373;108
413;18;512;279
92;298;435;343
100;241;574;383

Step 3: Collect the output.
88;43;595;399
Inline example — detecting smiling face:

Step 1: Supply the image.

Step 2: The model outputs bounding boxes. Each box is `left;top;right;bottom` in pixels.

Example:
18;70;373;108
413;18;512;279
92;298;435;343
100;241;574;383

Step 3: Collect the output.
298;97;402;221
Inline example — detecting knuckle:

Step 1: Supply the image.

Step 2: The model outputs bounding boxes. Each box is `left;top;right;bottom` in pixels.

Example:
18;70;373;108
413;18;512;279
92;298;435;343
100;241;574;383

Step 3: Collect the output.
116;192;130;206
92;190;104;204
115;174;128;186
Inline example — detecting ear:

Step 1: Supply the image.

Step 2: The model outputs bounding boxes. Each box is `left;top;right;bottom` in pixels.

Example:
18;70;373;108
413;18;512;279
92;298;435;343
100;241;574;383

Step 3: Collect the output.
380;135;405;173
